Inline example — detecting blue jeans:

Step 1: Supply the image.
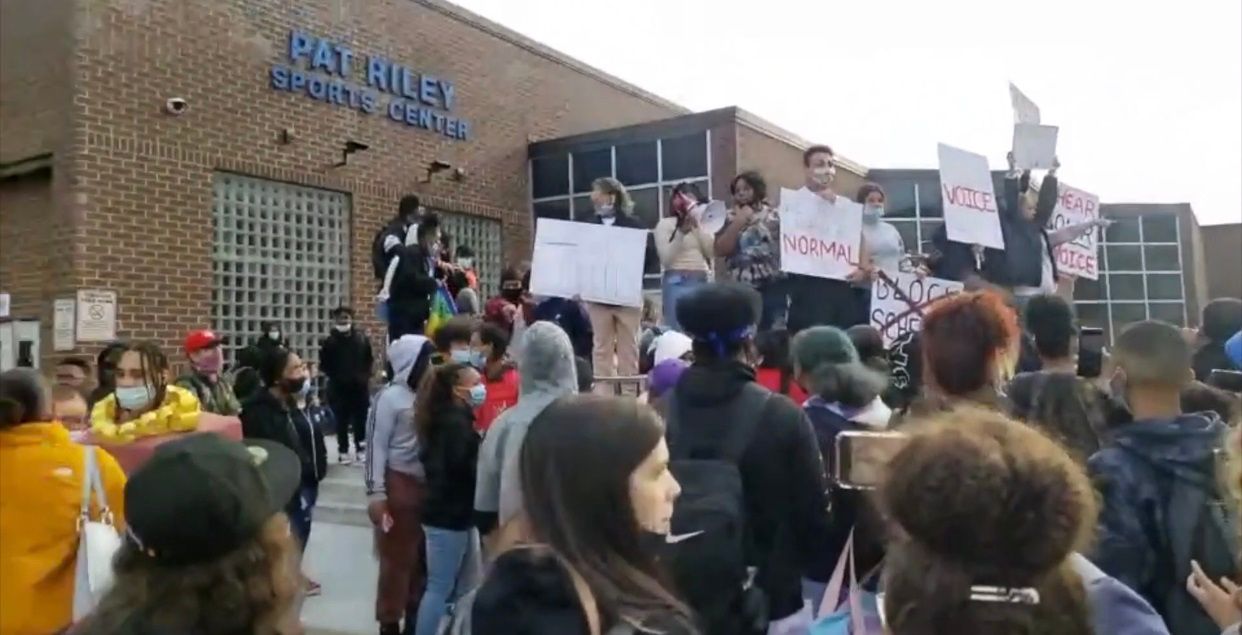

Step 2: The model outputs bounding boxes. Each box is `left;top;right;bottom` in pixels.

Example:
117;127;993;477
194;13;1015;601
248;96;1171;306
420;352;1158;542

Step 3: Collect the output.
285;483;318;554
412;526;478;635
661;271;708;330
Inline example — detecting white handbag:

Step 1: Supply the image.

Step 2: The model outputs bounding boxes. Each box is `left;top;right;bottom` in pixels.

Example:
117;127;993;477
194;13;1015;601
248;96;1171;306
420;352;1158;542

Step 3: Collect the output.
72;446;122;620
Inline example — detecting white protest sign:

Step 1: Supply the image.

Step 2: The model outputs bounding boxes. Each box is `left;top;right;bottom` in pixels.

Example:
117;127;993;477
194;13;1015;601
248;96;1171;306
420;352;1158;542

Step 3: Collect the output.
870;273;965;347
75;289;117;342
1012;123;1059;170
1009;82;1041;124
778;187;863;281
1049;182;1101;280
938;143;1005;250
53;298;76;351
528;218;648;308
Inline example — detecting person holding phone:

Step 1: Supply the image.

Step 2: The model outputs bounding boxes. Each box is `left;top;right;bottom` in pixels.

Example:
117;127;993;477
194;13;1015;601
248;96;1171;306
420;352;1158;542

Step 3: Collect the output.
655;182;715;330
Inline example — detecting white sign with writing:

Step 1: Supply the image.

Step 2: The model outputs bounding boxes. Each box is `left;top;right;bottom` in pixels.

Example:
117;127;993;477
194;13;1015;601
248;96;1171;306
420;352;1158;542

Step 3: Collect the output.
938;143;1005;250
777;187;863;281
1009;82;1041;124
1012;123;1059;171
870;273;965;347
528;219;648;308
53;298;76;352
75;289;117;343
1049;182;1102;280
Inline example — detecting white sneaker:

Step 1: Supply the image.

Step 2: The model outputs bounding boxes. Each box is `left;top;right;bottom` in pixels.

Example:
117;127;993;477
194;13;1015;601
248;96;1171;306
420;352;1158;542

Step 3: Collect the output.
355;450;366;464
339;454;353;465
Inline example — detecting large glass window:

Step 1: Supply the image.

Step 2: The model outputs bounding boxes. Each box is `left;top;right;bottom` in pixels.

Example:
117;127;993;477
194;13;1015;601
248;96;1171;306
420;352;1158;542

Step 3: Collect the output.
211;173;350;367
531;156;569;199
572;149;612;193
661;132;708;181
616;141;659;186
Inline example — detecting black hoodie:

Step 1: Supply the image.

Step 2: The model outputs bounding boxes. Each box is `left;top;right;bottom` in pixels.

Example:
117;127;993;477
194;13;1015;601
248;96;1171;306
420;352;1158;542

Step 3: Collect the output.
673;360;834;620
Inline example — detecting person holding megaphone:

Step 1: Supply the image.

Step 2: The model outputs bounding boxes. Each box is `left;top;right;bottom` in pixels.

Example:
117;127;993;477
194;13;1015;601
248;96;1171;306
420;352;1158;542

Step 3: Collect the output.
655;182;716;330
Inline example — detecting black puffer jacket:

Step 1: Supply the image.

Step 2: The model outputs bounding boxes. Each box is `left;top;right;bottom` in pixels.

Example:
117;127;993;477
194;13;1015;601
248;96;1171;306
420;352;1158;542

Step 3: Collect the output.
240;389;327;485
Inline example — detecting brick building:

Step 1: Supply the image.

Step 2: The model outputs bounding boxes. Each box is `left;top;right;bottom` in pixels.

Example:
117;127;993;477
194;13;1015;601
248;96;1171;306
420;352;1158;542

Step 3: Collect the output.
0;0;861;369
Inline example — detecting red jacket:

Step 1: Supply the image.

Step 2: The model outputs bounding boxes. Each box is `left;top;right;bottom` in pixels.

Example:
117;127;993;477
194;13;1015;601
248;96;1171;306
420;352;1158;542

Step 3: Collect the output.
755;367;809;405
475;365;520;432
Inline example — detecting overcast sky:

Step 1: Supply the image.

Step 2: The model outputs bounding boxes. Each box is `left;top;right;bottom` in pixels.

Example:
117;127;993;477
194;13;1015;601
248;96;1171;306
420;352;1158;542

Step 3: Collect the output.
455;0;1241;226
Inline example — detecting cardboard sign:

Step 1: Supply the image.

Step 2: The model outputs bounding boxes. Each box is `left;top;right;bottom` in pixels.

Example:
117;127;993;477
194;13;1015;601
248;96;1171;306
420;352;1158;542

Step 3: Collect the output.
870;272;965;346
1012;123;1059;170
1009;82;1041;124
778;187;863;281
75;289;117;342
1049;182;1101;280
528;218;647;308
937;144;1005;250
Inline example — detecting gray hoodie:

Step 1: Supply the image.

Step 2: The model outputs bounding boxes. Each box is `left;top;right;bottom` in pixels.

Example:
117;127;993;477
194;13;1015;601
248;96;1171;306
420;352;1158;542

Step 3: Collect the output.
474;321;578;524
365;334;429;501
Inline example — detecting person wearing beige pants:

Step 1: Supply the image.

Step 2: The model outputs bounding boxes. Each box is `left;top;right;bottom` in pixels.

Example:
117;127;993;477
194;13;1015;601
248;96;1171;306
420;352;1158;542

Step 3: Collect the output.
585;301;643;396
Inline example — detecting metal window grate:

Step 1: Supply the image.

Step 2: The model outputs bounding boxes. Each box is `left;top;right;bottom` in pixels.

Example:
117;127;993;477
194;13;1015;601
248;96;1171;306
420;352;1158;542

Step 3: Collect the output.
437;210;503;298
210;173;352;367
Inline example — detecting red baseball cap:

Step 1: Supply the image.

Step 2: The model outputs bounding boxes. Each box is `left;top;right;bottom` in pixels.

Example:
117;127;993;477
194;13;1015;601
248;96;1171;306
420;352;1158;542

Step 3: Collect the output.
184;329;224;354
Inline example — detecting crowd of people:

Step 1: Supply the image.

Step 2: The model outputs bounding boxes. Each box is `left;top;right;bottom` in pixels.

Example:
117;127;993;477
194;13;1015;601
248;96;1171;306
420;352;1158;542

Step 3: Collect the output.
3;147;1242;635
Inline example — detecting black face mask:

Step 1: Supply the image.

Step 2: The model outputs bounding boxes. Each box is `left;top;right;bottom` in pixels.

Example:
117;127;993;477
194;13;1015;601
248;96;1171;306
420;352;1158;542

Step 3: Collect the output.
502;287;523;302
282;377;307;395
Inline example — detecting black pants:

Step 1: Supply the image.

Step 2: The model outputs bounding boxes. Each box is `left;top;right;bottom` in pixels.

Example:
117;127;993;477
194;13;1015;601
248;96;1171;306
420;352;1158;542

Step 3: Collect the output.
328;383;370;453
785;275;861;334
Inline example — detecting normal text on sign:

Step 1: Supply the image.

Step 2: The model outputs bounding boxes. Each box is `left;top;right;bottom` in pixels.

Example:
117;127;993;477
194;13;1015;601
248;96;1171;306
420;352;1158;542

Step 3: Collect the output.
778;187;863;281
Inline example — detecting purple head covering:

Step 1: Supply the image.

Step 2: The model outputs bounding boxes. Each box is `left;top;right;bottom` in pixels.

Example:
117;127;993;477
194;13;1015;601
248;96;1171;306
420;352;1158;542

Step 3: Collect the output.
648;358;690;400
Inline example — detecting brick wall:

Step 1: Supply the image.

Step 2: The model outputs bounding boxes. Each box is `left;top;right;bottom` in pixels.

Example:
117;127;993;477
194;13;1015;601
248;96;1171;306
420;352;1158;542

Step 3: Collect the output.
3;0;685;364
0;0;72;163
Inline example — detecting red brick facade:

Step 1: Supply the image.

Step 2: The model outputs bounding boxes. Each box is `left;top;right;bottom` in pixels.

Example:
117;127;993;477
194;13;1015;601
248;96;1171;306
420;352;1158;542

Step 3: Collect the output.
1;0;687;366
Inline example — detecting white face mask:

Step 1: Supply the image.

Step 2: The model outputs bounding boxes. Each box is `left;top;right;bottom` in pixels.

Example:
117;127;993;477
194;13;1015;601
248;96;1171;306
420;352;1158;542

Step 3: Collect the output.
458;258;474;269
267;330;281;340
334;323;352;333
810;165;836;185
596;203;615;217
864;205;885;223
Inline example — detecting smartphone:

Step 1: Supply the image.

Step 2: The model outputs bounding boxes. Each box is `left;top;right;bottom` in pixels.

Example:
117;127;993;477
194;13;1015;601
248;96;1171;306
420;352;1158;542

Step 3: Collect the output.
1077;327;1106;379
1208;369;1242;393
834;430;909;490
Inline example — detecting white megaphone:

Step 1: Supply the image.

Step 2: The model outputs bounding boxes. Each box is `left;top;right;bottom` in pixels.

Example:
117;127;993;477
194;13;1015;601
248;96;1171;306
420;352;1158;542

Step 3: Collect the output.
693;200;728;235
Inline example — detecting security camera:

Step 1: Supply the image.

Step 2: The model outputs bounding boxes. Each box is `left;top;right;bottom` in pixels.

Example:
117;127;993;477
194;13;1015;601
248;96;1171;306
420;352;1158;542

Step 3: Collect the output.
164;97;188;115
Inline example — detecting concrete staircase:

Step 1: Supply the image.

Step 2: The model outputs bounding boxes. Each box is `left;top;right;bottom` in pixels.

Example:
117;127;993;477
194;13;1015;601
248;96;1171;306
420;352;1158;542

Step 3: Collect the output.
315;443;370;527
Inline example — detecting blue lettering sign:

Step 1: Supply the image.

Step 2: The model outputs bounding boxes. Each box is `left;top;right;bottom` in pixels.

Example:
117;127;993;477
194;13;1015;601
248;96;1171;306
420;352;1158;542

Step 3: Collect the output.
270;29;469;141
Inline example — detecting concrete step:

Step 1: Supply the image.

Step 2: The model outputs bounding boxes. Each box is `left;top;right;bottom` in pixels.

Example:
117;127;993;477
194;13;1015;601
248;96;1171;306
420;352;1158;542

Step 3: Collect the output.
314;500;371;528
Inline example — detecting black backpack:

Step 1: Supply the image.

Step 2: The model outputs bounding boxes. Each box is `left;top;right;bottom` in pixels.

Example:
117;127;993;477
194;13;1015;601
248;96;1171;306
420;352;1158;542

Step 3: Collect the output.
663;382;772;635
1124;447;1240;635
372;223;402;281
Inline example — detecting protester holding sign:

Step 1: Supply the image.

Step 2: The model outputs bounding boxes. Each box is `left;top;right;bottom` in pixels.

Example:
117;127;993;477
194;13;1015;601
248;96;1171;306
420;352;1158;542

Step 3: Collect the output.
853;183;910;325
785;145;871;334
1000;155;1109;301
715;171;787;329
583;177;653;395
654;182;715;330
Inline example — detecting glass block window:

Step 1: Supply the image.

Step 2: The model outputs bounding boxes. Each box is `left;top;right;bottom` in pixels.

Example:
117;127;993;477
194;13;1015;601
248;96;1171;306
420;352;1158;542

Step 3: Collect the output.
211;173;351;366
438;211;504;297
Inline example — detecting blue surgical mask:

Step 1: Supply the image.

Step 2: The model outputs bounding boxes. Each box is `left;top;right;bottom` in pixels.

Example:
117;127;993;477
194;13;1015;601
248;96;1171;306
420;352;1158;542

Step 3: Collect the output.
115;385;155;411
450;348;473;365
470;350;487;369
467;383;488;407
864;205;885;224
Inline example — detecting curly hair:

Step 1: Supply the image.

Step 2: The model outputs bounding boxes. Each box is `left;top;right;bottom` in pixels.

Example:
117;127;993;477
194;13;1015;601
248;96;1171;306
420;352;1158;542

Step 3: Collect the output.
880;407;1096;635
920;291;1021;398
76;515;300;635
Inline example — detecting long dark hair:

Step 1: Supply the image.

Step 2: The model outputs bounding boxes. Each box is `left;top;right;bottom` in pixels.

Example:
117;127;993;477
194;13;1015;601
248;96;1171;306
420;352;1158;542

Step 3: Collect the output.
0;368;50;428
116;341;172;406
414;362;470;441
519;395;694;631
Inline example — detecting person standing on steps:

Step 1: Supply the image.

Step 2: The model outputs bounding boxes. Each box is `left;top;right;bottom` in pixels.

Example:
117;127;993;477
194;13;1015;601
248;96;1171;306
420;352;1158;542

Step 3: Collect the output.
319;306;374;465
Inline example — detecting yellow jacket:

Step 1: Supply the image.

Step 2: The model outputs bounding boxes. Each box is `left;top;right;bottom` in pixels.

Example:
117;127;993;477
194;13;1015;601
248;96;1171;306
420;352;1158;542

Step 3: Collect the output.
0;422;127;635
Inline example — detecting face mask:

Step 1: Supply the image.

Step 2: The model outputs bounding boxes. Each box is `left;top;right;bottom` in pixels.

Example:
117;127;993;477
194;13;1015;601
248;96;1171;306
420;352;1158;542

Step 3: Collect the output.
470;350;488;369
467;383;488;408
192;349;223;374
115;385;155;411
863;205;885;224
297;379;313;398
671;194;693;216
502;287;523;301
283;377;307;395
596;204;615;217
810;165;836;185
450;348;473;365
267;330;281;341
459;258;474;269
334;323;352;333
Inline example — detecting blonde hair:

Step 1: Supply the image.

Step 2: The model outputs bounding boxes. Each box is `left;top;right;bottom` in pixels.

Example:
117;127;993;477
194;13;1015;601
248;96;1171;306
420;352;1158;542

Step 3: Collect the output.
592;177;633;213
